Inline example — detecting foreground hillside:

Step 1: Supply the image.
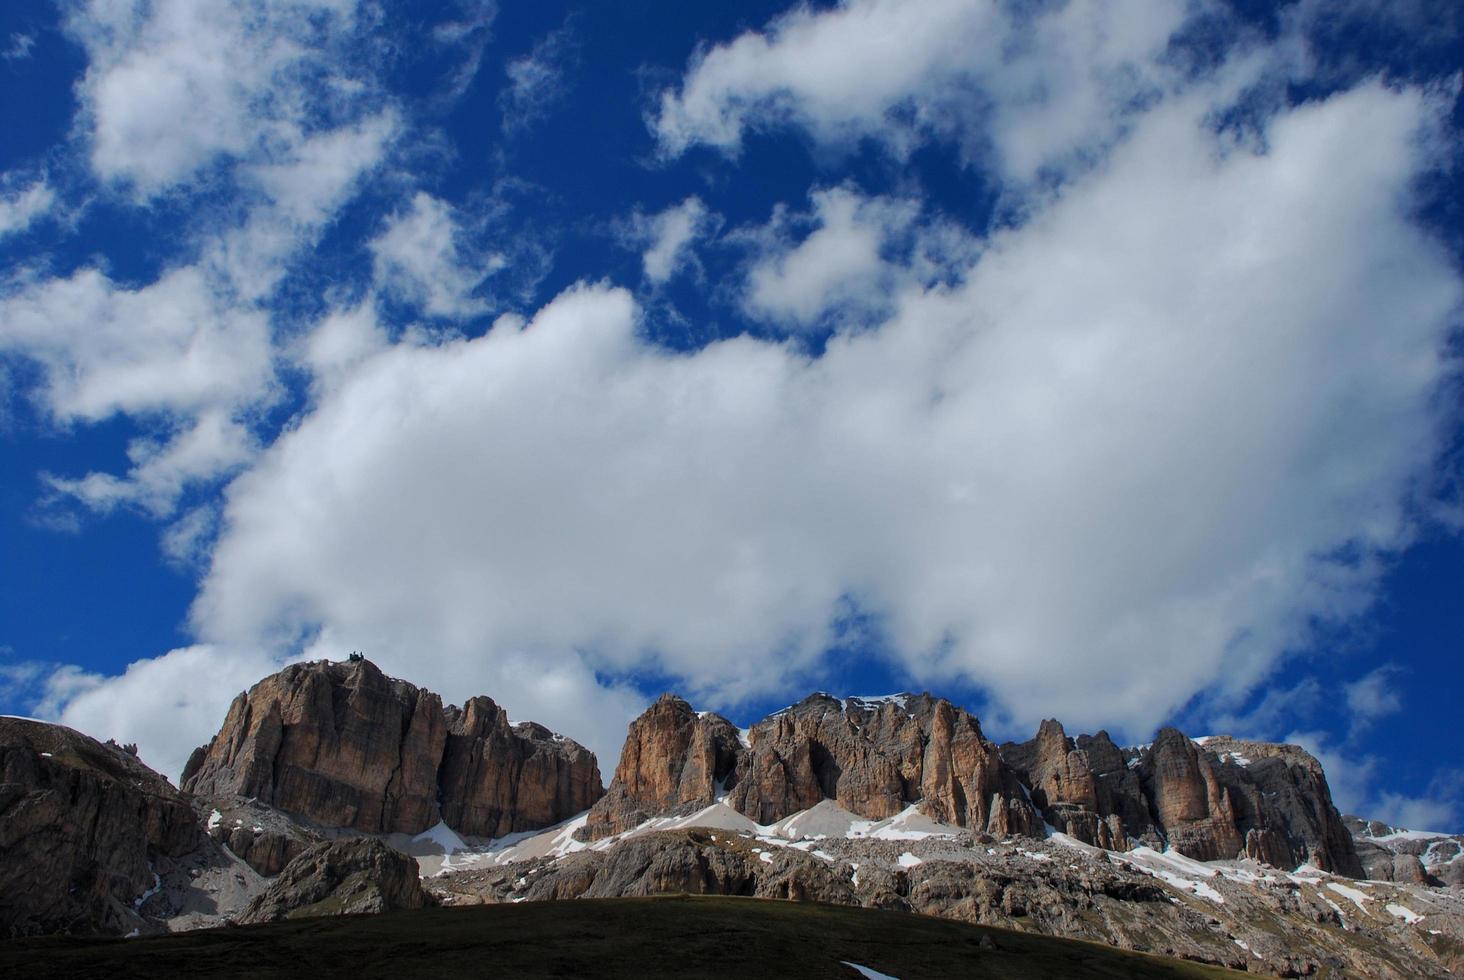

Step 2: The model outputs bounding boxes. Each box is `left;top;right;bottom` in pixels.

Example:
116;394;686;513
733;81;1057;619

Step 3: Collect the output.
0;895;1247;980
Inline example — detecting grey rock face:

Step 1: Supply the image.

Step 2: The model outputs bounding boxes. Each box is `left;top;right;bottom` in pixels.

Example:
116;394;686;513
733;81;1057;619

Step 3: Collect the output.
237;838;430;923
0;717;202;937
1345;814;1464;888
192;794;325;877
1001;726;1363;875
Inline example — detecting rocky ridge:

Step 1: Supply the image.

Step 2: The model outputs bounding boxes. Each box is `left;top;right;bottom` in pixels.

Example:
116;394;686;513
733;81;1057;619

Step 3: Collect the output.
580;691;1363;878
1347;815;1464;888
181;658;603;838
431;823;1464;979
581;693;1041;841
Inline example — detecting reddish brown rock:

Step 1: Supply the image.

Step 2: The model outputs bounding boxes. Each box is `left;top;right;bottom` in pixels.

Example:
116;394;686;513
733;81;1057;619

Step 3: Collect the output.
585;692;1042;839
579;694;741;839
438;698;603;838
1002;721;1145;850
1;718;202;937
1199;735;1363;877
1138;728;1245;861
182;658;602;838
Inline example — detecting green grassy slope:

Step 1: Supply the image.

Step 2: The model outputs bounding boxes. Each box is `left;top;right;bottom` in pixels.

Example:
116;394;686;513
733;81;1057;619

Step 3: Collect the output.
1;896;1249;979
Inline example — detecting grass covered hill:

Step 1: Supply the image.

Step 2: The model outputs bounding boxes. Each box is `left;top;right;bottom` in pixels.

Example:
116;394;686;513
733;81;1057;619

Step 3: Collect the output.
2;895;1248;979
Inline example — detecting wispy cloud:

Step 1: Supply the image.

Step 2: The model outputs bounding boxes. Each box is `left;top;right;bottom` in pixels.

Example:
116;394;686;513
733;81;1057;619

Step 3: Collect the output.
2;32;35;61
500;21;579;134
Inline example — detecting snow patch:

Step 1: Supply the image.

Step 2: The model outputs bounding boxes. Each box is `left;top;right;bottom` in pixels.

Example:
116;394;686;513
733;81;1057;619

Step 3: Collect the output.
897;852;922;868
134;870;161;910
207;809;223;830
413;821;468;856
841;963;899;980
1114;847;1226;903
1386;903;1422;925
1326;881;1371;909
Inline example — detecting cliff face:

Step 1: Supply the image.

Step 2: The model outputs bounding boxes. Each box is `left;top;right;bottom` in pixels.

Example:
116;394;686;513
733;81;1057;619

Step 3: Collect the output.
0;717;202;937
1000;724;1363;875
1001;719;1148;851
583;693;1361;877
580;693;1042;841
182;659;603;838
579;694;742;840
438;697;603;838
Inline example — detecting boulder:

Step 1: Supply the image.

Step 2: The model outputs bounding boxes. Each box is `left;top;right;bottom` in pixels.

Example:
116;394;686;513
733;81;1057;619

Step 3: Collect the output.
237;838;429;923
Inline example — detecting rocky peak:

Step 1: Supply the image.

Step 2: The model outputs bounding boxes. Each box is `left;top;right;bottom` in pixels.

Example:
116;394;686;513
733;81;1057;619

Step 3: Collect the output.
1140;727;1245;861
182;658;602;839
1001;722;1363;874
582;690;1042;841
579;693;742;840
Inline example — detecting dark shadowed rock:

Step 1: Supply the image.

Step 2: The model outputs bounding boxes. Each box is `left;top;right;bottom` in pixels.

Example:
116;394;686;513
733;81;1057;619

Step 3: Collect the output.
192;794;325;877
237;838;429;923
1002;720;1143;850
0;717;202;937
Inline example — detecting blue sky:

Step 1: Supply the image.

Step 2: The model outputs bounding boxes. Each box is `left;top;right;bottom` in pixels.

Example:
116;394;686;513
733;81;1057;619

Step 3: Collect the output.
1;0;1461;832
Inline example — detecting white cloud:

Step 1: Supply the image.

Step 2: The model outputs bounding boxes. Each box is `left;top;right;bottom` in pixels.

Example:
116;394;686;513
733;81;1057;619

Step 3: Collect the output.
46;410;258;517
1343;665;1404;730
631;196;717;285
741;186;918;326
3;33;36;61
1;4;398;521
36;646;285;782
67;0;369;197
653;0;1189;181
161;504;222;568
0;178;54;239
300;297;390;394
0;266;274;424
370;192;500;318
176;80;1462;757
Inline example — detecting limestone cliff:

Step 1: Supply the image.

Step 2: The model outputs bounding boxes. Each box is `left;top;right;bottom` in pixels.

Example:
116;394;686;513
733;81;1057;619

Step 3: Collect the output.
182;658;602;837
580;692;1042;840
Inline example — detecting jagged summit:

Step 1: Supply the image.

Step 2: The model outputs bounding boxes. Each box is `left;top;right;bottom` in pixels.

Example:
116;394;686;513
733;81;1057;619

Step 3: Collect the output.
180;657;603;839
583;691;1363;876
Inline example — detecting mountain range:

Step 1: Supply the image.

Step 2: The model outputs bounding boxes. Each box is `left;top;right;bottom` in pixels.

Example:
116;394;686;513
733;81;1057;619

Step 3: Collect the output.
2;657;1460;977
